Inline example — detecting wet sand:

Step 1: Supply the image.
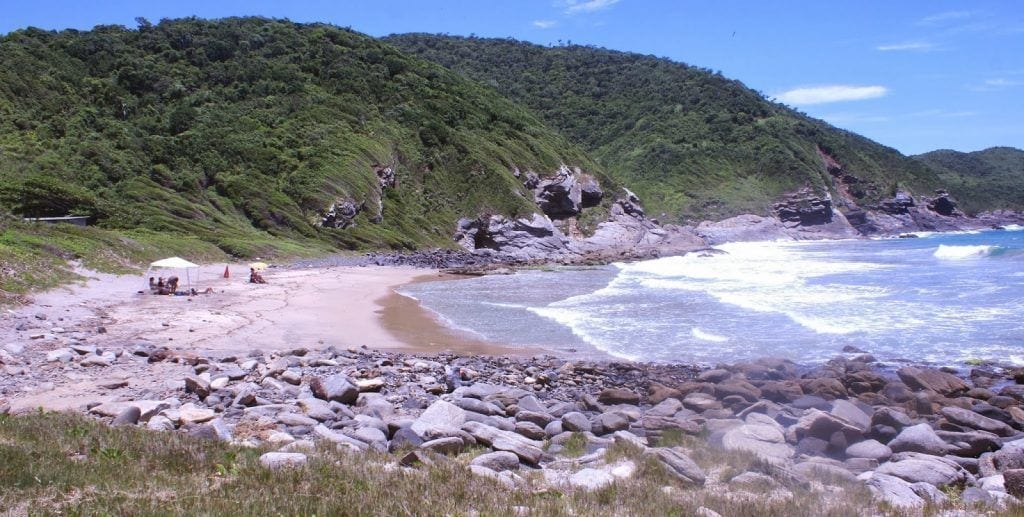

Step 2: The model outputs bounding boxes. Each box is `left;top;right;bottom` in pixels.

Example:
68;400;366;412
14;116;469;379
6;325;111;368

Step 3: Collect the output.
378;273;539;357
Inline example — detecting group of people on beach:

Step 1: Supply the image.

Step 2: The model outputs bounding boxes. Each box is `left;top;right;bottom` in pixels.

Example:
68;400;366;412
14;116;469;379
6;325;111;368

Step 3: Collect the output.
145;266;266;296
148;276;212;296
149;276;179;295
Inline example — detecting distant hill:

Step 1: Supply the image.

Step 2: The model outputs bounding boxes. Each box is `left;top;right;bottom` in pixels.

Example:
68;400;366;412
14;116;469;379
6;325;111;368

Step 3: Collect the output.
0;18;605;256
386;34;947;223
913;147;1024;215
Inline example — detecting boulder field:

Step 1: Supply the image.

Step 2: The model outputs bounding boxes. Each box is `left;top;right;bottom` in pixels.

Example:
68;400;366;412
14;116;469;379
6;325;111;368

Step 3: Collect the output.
8;341;1024;511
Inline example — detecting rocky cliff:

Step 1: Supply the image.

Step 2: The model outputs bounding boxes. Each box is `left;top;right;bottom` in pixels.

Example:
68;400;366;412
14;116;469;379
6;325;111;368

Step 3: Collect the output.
454;167;705;263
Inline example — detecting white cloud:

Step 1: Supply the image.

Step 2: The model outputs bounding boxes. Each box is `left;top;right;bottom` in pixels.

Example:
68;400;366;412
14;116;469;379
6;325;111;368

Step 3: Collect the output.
876;41;935;52
970;78;1024;92
532;19;557;29
564;0;620;15
918;10;972;26
775;85;889;105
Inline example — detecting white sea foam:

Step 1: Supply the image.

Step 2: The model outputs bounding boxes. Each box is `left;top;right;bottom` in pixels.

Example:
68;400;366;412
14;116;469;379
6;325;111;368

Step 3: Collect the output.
480;301;527;309
1003;224;1022;231
691;327;728;342
394;290;420;301
527;305;641;361
933;244;995;260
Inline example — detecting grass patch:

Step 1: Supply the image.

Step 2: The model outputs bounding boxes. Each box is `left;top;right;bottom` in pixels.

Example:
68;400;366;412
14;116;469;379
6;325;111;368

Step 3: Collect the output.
3;411;1013;515
561;432;588;458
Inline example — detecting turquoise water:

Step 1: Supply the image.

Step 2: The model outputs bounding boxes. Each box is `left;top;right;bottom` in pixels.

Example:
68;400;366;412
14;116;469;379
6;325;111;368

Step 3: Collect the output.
400;227;1024;366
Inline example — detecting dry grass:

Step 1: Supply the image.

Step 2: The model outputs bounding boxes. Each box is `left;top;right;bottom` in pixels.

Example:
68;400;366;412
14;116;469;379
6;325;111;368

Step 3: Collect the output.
1;412;1018;516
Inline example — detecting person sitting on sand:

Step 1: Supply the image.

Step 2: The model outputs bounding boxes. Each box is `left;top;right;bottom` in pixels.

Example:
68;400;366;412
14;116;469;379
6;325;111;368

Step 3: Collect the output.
149;277;158;292
167;276;179;293
249;268;267;284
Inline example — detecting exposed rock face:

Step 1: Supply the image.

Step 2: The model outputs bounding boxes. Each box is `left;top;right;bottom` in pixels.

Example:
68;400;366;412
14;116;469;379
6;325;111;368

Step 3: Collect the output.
532;166;602;219
880;191;916;215
455;171;705;262
773;188;834;226
455;214;571;261
695;214;791;244
374;165;396;190
925;190;961;217
319;163;395;228
577;190;704;257
321;199;365;229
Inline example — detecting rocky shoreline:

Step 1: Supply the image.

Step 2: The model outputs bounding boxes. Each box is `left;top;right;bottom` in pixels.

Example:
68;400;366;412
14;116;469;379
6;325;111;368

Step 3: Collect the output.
5;337;1024;512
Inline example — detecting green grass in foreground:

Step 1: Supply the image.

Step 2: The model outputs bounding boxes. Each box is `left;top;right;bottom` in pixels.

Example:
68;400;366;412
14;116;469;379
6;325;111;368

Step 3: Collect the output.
0;411;930;516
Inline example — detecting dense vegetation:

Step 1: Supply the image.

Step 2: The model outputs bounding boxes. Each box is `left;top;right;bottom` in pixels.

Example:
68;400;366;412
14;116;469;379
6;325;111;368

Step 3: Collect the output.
914;147;1024;215
0;17;602;259
387;35;945;223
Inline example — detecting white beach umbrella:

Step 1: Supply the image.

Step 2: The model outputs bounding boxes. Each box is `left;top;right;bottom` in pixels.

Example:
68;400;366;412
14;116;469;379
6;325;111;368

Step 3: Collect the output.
144;257;200;293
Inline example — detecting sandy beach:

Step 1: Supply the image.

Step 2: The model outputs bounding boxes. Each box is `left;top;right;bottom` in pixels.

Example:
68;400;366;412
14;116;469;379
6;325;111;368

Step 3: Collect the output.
0;262;524;411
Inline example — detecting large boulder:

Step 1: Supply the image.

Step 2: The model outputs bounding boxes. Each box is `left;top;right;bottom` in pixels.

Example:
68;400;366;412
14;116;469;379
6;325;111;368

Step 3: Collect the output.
470;451;521;472
897;367;969;397
940;406;1015;437
310;374;358;404
830;399;871;432
800;377;848;401
846;439;893;462
561;412;592;433
993;439;1024;472
411;400;467;437
866;473;925;508
936;430;1001;457
871;407;913;430
593;412;630;435
597;388;640;406
259;452;307;470
462;421;544;465
875;453;968;488
887;423;949;455
793;409;864;443
721;420;794;465
646;448;706;487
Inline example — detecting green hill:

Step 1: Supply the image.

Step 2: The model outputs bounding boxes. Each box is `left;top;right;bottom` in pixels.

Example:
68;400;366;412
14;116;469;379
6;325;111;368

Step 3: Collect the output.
913;147;1024;215
386;34;945;223
0;18;605;258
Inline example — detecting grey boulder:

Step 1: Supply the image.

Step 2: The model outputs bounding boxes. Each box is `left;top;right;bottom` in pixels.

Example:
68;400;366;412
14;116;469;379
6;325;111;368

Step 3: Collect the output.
645;447;705;486
887;423;949;455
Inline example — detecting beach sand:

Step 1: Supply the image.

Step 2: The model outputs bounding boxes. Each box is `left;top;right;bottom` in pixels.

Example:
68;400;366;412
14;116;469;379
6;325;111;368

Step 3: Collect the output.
5;261;530;355
0;263;528;411
45;264;524;356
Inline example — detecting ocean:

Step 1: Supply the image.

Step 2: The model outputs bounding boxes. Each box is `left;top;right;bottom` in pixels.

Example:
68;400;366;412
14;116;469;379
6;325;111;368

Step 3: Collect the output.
398;227;1024;367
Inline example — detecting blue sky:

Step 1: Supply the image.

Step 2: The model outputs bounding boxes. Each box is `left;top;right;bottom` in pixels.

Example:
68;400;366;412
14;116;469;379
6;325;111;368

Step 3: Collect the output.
2;0;1022;155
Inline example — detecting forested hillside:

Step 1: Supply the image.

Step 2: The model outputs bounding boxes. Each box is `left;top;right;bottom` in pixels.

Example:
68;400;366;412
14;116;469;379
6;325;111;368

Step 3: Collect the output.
387;34;945;223
914;147;1024;214
0;18;603;256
